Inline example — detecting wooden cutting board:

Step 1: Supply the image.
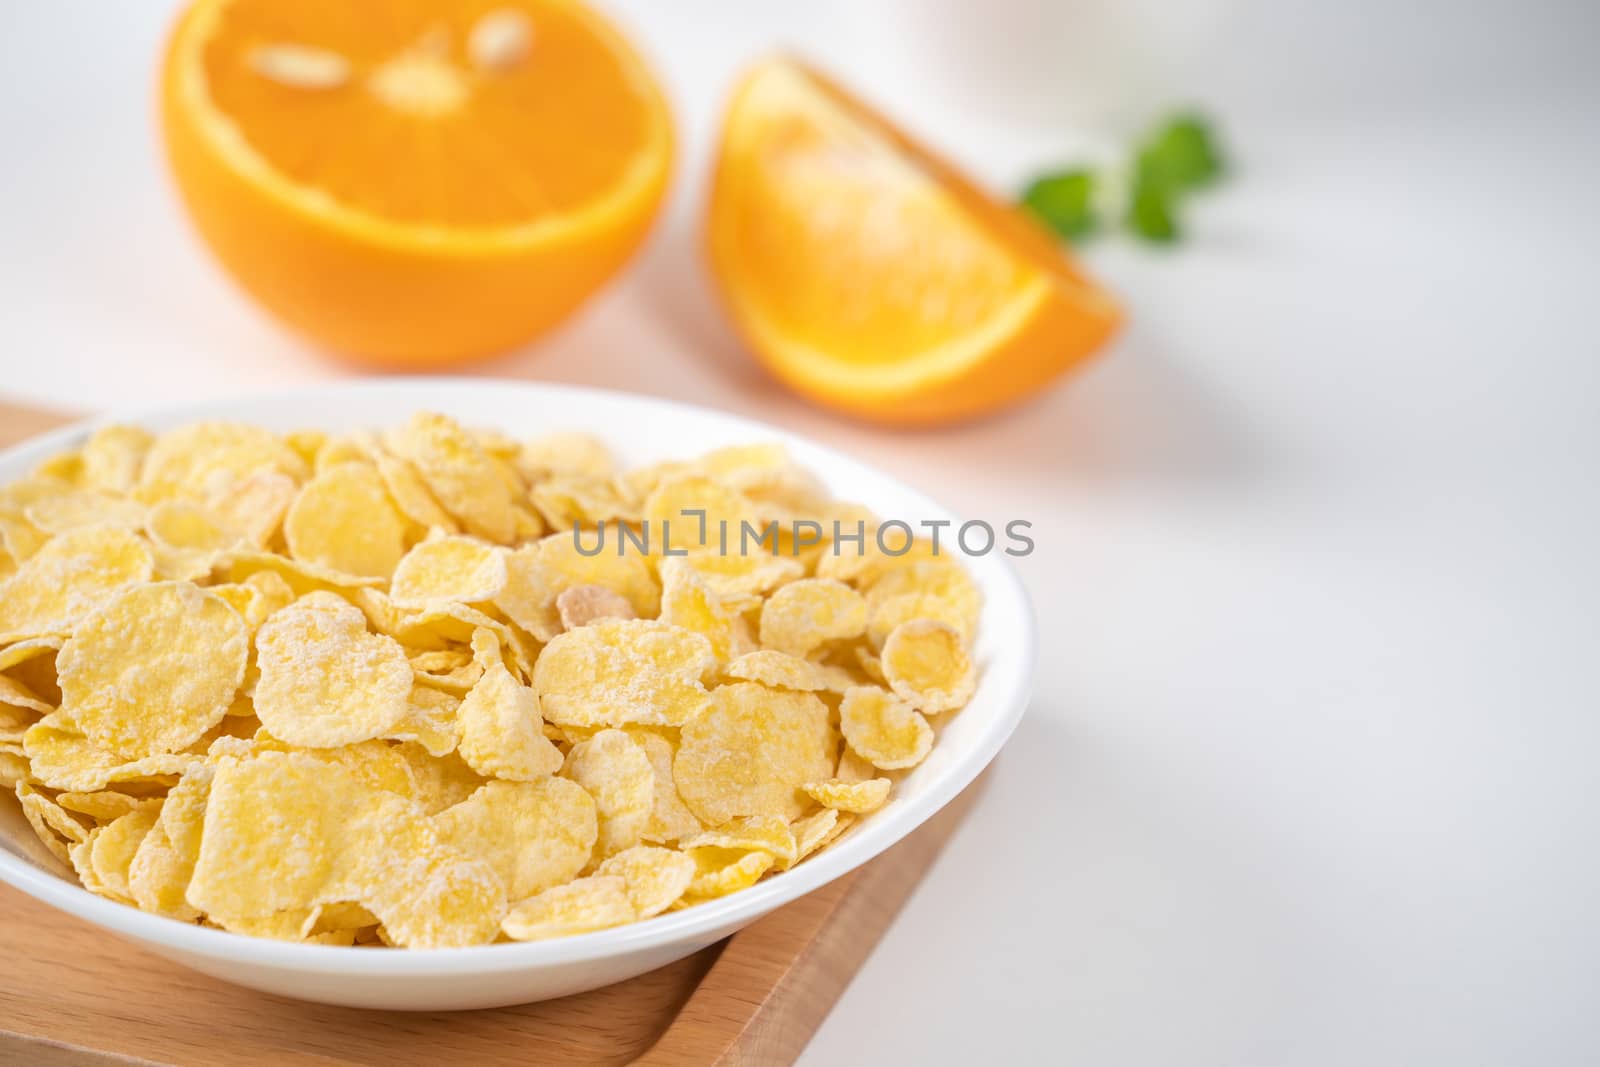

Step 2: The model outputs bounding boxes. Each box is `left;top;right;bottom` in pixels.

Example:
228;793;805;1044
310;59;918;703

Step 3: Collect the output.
0;398;986;1066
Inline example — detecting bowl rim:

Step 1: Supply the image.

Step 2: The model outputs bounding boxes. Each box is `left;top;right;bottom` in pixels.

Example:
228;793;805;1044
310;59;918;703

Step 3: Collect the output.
0;378;1036;976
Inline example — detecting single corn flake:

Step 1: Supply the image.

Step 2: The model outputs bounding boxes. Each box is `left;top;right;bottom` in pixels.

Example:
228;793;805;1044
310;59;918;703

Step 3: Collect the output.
24;489;146;535
59;582;247;759
128;822;202;920
211;470;297;548
678;551;803;603
839;684;934;770
88;806;161;901
684;847;774;900
389;412;517;543
659;557;752;664
643;475;751;554
880;619;975;713
501;875;635;941
374;452;458;533
675;683;836;824
0;673;51;713
627;728;703;843
137;422;307;505
456;661;563;780
561;728;654;861
0;524;153;640
835;743;881;783
530;475;637;530
534;619;713;729
680;814;798;867
433;778;598;900
389;686;460;756
80;425;153;495
556;583;636;631
723;650;827;691
864;558;981;645
516;431;614;482
595;845;695;918
22;715;202;791
0;748;28;789
389;535;508;609
803;777;892;814
55;790;161;822
284;462;408;579
759;578;867;657
0;638;60;683
253;592;412;747
785;807;842;869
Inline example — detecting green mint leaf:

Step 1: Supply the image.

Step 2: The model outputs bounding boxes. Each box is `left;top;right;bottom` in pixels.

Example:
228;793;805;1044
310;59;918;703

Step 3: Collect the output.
1127;179;1181;243
1135;112;1225;192
1019;169;1099;241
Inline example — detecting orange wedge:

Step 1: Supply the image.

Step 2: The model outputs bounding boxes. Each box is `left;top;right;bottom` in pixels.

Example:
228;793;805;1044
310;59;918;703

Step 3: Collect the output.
161;0;673;366
706;59;1122;426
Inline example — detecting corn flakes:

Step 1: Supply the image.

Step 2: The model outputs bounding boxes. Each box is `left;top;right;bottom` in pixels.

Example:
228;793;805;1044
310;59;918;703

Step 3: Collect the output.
880;619;975;713
0;413;984;947
285;462;408;579
675;683;835;824
254;592;412;747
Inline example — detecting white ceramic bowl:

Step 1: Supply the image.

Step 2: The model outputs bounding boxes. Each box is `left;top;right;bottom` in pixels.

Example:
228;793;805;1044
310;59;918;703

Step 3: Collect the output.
0;379;1035;1010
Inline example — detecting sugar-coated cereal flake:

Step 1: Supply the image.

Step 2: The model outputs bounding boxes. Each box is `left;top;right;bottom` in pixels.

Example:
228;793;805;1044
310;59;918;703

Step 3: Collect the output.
390;412;517;543
626;728;704;843
880;619;975;713
0;524;153;640
137;422;307;506
556;583;636;631
839;685;934;770
434;778;597;900
675;683;836;824
684;847;774;899
58;582;247;759
596;845;696;918
723;650;828;691
680;814;798;867
534;619;713;729
456;662;563;780
561;728;654;861
284;462;408;579
658;557;752;664
501;875;635;941
759;578;867;657
389;535;508;608
253;592;412;747
803;777;892;814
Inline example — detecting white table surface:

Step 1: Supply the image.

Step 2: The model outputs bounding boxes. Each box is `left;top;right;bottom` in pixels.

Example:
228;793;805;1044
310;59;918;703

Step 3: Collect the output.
3;2;1596;1063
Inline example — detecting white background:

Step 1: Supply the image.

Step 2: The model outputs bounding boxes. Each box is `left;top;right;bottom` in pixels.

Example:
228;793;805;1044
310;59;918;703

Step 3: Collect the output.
3;1;1598;1063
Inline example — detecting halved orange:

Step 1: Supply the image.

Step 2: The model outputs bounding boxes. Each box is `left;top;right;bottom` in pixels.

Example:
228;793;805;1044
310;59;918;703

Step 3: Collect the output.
706;58;1122;426
161;0;673;366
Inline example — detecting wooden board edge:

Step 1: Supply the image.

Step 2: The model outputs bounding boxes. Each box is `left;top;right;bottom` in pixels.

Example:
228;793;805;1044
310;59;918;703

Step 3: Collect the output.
637;774;988;1066
0;399;75;440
